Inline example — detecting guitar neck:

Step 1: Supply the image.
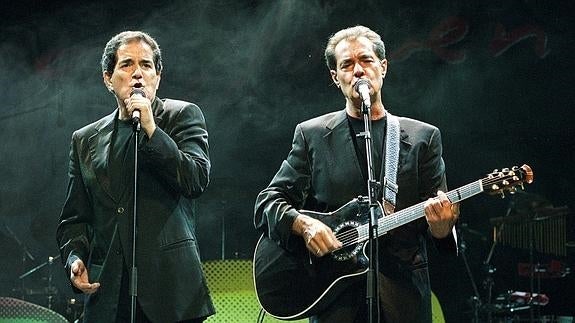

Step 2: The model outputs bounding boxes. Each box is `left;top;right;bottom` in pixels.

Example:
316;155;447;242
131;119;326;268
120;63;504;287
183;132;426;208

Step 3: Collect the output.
357;180;484;241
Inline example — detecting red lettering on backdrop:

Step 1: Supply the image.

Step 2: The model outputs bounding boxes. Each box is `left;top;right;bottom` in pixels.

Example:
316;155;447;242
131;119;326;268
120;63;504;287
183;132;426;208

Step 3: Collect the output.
390;17;549;63
488;23;550;58
390;16;468;63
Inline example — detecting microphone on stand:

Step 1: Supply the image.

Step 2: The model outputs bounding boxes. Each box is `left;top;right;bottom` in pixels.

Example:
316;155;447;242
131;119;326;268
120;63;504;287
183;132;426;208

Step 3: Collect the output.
354;79;372;109
129;88;146;126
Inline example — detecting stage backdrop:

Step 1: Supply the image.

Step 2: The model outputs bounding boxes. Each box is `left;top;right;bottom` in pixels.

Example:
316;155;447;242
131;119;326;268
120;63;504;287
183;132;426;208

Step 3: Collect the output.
0;0;573;321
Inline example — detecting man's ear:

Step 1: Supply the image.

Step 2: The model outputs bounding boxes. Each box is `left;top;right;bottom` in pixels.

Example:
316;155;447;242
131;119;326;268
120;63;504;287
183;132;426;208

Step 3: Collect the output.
381;59;388;78
330;70;340;88
155;74;161;90
103;72;114;92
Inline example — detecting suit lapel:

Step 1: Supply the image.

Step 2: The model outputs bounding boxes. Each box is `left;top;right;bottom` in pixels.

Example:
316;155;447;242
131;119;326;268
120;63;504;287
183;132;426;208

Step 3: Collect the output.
89;111;118;202
396;124;410;176
323;109;365;184
153;98;165;124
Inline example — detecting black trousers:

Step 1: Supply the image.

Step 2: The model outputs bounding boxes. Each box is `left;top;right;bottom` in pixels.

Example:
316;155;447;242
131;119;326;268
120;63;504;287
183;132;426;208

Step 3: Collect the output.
309;272;431;323
116;266;205;323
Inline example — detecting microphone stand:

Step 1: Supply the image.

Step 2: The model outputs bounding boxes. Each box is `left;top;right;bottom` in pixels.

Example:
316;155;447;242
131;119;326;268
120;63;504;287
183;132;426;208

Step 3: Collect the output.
130;120;141;323
357;100;381;323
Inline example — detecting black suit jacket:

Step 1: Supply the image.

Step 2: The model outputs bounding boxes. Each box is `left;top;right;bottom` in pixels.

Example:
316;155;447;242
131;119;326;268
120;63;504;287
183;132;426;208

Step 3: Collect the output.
254;109;456;319
57;98;215;322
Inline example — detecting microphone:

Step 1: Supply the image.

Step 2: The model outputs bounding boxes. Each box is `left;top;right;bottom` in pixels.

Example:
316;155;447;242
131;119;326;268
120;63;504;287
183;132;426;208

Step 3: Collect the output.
353;79;371;108
129;88;146;124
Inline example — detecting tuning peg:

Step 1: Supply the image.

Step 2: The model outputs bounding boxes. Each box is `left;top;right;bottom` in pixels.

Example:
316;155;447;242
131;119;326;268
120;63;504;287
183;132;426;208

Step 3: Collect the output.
491;185;506;198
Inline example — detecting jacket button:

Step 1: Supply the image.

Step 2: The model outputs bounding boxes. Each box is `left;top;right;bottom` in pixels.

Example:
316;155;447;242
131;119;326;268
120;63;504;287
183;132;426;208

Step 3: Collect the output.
115;249;121;255
117;207;125;214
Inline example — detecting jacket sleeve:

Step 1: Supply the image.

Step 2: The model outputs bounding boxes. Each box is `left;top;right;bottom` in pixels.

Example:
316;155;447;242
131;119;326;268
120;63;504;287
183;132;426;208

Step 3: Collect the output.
420;127;457;253
254;124;311;250
139;101;210;199
56;132;93;292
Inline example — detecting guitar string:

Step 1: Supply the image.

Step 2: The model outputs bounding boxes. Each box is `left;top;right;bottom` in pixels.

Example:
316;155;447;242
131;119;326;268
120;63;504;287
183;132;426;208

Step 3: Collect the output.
335;180;489;247
334;175;522;248
336;175;520;248
334;181;482;247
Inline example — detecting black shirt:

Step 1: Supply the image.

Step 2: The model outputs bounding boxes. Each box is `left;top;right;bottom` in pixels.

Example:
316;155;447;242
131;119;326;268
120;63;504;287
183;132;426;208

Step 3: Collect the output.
346;114;387;184
108;118;136;199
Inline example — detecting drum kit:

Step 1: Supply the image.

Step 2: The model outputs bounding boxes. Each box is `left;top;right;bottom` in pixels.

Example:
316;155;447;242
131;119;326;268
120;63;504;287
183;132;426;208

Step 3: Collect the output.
0;222;83;323
460;191;573;323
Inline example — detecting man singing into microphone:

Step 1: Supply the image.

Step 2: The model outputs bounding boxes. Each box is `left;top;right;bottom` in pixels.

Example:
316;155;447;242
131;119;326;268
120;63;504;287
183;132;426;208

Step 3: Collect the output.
255;25;459;323
56;31;214;322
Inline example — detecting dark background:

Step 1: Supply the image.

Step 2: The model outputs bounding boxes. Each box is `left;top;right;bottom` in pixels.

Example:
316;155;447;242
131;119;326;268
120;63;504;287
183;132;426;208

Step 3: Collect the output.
1;0;574;321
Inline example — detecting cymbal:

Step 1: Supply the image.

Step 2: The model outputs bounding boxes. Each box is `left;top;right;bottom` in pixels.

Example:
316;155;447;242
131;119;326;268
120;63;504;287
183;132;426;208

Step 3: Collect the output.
509;191;552;214
531;205;571;220
23;286;59;296
459;223;487;241
490;205;570;225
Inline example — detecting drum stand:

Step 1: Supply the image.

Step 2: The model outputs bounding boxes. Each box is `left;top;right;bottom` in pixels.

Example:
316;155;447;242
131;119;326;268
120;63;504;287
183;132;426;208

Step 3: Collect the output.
458;227;482;323
460;223;504;323
19;255;60;310
482;219;505;323
461;204;515;323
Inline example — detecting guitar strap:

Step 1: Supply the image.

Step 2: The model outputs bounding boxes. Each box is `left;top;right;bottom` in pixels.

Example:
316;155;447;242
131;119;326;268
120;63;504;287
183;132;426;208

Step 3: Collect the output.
382;112;400;215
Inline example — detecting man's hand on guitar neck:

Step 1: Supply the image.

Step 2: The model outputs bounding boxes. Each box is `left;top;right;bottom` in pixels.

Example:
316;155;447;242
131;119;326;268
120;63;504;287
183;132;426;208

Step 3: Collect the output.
292;214;342;257
424;190;460;239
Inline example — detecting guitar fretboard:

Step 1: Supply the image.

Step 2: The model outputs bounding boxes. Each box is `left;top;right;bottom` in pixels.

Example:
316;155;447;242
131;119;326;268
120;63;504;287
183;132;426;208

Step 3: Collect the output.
355;180;484;242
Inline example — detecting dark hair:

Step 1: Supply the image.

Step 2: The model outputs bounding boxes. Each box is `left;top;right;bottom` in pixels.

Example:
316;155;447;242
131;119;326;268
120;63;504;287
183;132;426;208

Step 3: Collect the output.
101;31;163;75
324;25;386;70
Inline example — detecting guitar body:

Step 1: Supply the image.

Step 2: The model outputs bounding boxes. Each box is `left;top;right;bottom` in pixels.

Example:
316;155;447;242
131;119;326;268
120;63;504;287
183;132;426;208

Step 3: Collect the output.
253;199;375;320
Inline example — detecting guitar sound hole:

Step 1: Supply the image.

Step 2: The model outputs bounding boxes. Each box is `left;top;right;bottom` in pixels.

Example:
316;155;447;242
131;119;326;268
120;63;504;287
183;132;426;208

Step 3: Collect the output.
332;223;362;261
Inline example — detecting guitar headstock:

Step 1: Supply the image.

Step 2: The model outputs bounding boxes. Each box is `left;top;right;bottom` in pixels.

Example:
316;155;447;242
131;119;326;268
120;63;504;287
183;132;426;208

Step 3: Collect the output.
483;164;534;198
